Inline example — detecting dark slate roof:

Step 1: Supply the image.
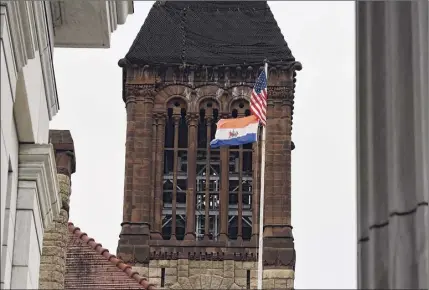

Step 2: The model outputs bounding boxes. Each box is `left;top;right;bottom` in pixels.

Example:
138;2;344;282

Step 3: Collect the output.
121;1;295;67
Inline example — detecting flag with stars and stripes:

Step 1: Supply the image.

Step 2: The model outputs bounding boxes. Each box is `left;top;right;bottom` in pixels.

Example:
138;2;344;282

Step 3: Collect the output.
250;70;268;126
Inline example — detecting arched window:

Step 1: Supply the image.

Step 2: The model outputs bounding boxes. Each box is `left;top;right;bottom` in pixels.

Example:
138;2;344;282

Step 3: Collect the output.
160;95;255;242
195;99;220;240
228;99;253;241
162;99;188;240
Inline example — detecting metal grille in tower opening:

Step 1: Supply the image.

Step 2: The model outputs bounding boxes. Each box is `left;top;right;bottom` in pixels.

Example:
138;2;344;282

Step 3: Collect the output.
161;98;254;241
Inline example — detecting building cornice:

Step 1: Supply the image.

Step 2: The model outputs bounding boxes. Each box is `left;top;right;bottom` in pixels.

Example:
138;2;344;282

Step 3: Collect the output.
18;144;60;230
51;1;134;49
0;1;59;120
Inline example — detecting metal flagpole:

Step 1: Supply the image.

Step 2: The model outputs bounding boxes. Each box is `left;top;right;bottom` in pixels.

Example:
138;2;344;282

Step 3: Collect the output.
257;61;268;289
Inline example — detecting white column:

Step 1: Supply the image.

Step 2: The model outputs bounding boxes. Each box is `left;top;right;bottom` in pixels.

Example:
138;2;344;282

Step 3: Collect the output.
11;181;44;289
356;1;428;289
6;144;59;289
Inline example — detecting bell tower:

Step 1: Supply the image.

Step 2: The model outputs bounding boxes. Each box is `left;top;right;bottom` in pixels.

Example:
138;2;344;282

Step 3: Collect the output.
116;2;301;289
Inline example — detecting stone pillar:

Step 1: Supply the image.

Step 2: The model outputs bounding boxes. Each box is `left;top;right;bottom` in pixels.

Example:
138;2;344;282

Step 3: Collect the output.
39;130;76;289
356;1;428;289
261;66;301;289
184;113;198;240
170;112;181;240
150;114;158;233
152;113;166;239
118;84;155;264
219;112;230;241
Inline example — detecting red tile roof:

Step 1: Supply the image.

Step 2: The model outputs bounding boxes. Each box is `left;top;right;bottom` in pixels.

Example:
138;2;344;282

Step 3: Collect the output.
66;222;155;290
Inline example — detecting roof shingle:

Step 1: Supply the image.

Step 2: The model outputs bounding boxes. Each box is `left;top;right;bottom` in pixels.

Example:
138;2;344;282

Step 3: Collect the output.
65;222;155;290
121;1;295;67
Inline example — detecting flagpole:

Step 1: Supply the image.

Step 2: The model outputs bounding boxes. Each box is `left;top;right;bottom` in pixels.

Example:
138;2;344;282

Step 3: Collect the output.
257;61;268;290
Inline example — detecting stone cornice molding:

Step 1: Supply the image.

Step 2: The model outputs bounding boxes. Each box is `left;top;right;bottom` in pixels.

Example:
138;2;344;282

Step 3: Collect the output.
1;2;59;120
18;144;60;230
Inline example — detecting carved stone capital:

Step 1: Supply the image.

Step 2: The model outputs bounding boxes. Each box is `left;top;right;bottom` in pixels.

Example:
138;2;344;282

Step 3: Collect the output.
124;84;156;105
186;113;199;126
205;116;213;124
172;114;181;124
153;112;167;125
158;114;167;126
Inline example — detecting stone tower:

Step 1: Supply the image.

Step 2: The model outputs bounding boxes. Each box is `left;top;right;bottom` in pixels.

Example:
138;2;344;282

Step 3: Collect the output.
116;2;301;289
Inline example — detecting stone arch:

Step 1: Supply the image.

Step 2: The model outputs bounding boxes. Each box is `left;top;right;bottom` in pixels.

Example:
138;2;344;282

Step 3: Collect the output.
227;86;252;113
198;96;221;111
166;95;188;109
153;85;192;112
193;85;224;112
228;97;251;117
164;96;189;122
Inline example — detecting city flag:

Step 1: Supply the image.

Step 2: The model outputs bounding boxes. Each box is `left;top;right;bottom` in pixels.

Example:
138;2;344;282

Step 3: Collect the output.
210;115;258;148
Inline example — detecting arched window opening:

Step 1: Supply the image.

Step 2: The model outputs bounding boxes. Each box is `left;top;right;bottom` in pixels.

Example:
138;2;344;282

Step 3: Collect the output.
196;99;220;241
162;99;188;240
228;99;253;241
160;96;255;242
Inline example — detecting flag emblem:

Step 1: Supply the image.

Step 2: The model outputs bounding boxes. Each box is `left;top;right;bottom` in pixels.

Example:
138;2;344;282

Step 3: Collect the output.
228;130;239;139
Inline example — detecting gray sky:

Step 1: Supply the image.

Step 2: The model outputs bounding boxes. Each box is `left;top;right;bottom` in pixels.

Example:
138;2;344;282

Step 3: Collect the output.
50;2;356;288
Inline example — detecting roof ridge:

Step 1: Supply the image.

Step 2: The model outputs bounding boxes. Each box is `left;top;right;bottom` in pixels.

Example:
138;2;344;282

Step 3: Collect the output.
67;222;155;290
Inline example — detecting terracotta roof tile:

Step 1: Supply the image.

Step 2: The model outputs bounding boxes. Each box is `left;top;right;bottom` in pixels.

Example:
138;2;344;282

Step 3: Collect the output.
66;222;155;290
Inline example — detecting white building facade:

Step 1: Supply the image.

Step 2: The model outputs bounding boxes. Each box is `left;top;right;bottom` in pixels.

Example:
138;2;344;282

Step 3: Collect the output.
0;1;133;288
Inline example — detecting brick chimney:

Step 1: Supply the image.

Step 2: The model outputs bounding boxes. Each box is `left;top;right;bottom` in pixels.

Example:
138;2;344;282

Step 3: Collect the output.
39;130;76;289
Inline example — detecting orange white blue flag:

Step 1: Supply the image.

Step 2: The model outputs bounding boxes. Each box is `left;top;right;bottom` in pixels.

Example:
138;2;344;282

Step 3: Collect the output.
210;115;258;148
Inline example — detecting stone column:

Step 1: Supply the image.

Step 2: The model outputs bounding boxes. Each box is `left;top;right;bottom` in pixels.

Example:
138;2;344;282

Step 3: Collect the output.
118;84;155;264
150;114;158;233
356;1;428;289
204;113;213;240
170;112;181;240
219;113;229;241
152;113;166;240
184;113;198;240
39;130;76;289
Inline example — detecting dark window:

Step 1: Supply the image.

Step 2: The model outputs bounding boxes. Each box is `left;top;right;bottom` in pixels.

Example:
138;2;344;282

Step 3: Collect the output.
161;268;165;287
162;100;188;240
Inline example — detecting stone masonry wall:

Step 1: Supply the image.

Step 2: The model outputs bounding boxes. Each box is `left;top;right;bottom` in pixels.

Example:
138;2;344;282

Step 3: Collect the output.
39;130;76;289
39;174;71;289
133;260;294;289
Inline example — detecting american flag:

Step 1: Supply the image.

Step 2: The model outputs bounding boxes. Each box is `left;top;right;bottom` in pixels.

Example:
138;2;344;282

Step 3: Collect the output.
250;70;268;126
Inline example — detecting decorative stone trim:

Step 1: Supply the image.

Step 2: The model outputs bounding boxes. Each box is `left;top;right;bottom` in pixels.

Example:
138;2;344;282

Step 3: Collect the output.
18;144;59;230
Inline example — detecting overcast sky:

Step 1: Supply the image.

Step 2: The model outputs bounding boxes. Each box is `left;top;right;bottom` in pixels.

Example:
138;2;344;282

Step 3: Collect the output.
50;1;356;288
